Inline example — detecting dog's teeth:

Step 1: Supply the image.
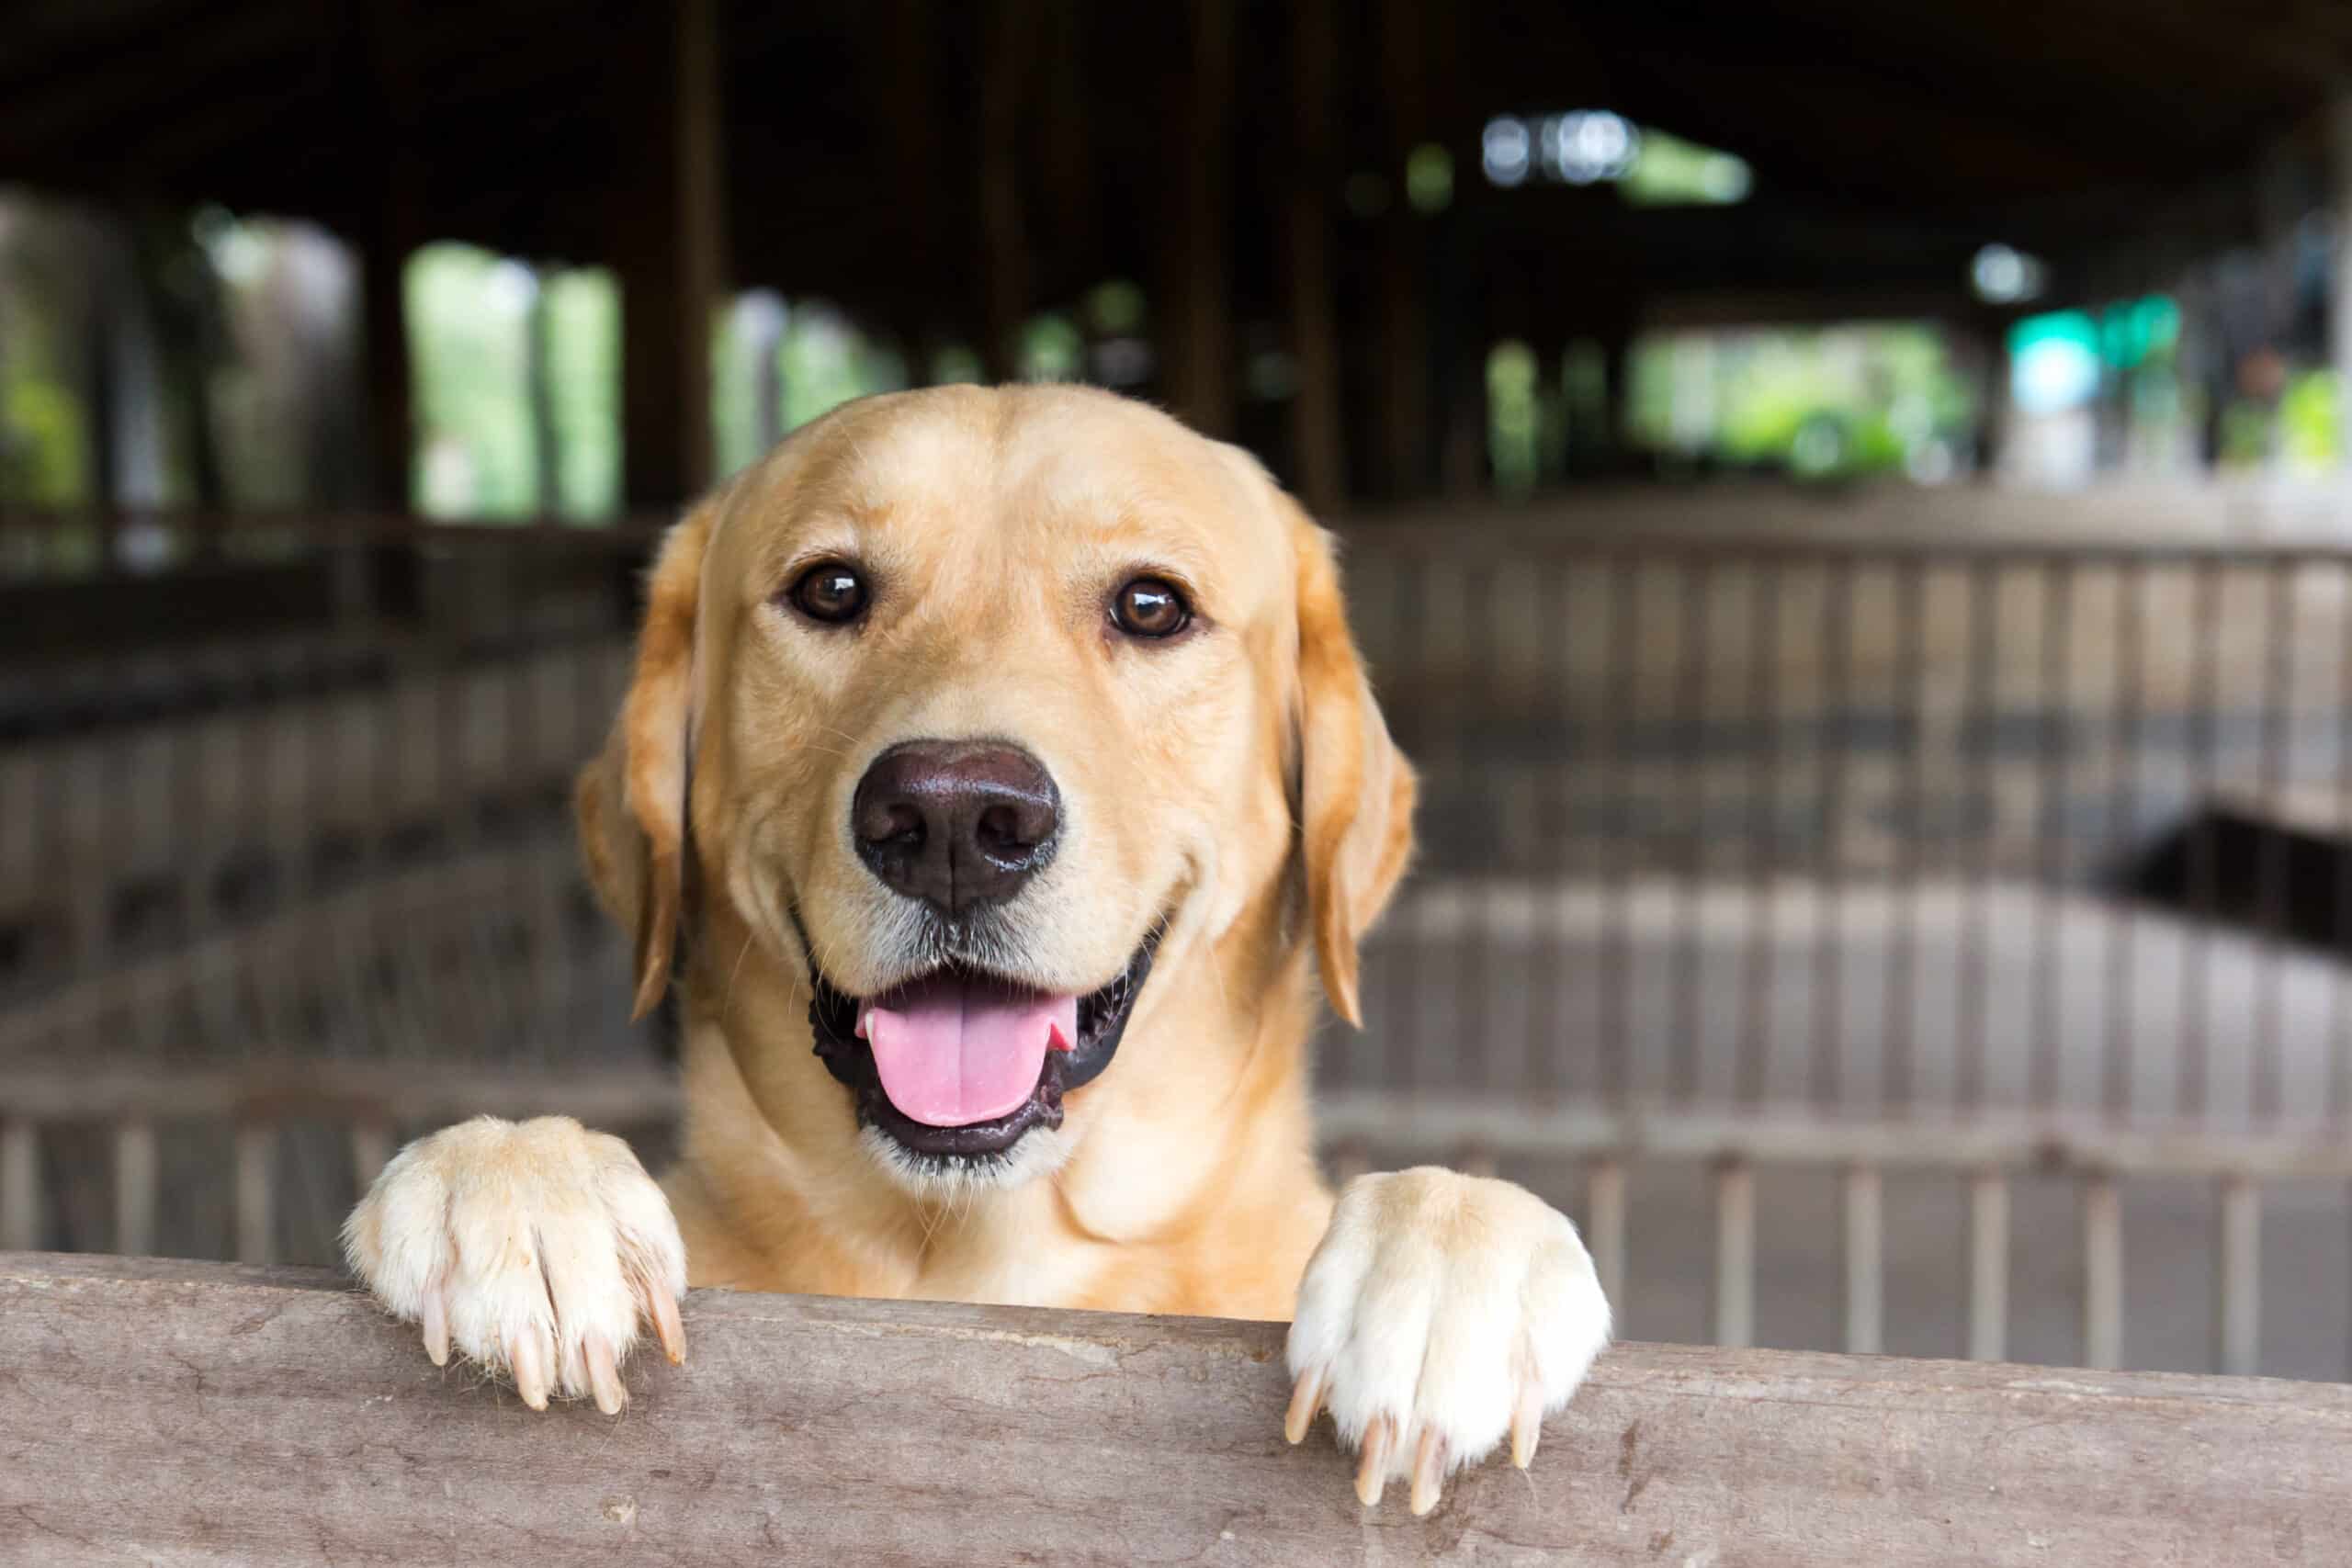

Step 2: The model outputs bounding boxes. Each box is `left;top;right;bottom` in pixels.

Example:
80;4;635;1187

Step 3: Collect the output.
855;1009;872;1040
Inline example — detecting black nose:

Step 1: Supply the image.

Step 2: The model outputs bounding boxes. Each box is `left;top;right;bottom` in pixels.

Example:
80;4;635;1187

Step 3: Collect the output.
852;740;1061;916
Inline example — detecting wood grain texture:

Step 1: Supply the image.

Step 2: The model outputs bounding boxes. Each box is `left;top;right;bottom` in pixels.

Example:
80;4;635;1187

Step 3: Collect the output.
2;1251;2347;1566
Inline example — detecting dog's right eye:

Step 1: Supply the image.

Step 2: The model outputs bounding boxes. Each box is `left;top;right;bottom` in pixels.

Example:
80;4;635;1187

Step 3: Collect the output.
784;561;870;626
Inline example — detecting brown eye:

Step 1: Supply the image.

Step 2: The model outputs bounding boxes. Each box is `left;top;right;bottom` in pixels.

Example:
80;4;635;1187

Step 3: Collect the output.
786;561;869;625
1112;576;1192;639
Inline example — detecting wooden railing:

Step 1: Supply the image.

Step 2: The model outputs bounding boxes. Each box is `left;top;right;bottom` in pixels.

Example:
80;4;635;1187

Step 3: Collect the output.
1;1251;2346;1565
6;1066;2352;1378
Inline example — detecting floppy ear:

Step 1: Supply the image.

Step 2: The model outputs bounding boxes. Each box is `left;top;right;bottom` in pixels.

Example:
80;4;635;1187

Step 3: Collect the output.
1287;500;1418;1027
576;502;717;1020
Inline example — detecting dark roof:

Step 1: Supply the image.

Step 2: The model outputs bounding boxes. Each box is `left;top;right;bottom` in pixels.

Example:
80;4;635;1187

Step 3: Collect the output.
2;0;2343;329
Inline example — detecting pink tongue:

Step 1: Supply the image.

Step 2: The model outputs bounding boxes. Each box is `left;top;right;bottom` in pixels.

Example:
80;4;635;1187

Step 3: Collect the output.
857;974;1080;1127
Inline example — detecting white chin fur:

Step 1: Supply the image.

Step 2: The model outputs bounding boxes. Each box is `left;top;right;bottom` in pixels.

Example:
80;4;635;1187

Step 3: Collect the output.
857;1122;1071;1198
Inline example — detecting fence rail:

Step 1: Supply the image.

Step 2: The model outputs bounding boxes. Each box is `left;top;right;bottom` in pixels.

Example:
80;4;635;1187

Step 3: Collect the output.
2;1251;2346;1567
4;1066;2346;1378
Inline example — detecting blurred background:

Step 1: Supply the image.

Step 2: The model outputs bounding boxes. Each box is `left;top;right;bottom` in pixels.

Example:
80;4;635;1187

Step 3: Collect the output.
6;0;2352;1382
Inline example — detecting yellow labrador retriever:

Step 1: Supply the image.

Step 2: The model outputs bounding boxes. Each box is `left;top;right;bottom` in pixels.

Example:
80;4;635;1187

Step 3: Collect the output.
345;385;1609;1514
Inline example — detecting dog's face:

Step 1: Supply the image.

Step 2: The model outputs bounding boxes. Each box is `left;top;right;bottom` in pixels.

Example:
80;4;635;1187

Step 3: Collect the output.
579;387;1412;1193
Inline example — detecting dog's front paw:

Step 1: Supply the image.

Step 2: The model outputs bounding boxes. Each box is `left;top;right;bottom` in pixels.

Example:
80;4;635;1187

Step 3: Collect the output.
343;1115;686;1414
1283;1168;1610;1515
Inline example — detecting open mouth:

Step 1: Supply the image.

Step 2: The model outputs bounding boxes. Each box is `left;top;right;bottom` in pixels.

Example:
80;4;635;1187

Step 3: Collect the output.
806;937;1157;1161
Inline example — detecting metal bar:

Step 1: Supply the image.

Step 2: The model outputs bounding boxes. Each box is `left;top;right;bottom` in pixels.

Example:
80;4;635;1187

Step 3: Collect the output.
233;1123;276;1266
1600;552;1639;1105
1542;554;1578;1103
2082;1173;2123;1371
2103;564;2147;1121
1737;558;1781;1107
1453;558;1491;1089
112;1120;158;1257
2215;1175;2261;1377
1713;1159;1755;1348
1669;558;1712;1105
0;1119;38;1252
1967;1169;2009;1362
15;1068;2352;1182
2252;562;2295;1124
1585;1156;1627;1316
32;508;2352;564
1304;1089;2352;1180
2179;560;2222;1121
349;1120;395;1196
1842;1163;1883;1354
1884;560;1927;1112
1810;558;1853;1110
1327;1142;1370;1185
2030;560;2074;1112
2335;562;2352;1124
1954;559;1998;1110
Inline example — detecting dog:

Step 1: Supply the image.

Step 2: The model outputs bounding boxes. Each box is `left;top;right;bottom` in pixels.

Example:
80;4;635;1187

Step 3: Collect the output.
344;384;1610;1514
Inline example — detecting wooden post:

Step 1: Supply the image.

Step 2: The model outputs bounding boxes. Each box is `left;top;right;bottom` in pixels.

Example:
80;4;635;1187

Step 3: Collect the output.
614;0;727;509
2330;96;2352;468
883;0;944;381
1375;0;1431;499
357;0;424;512
977;0;1035;383
1284;0;1344;513
1159;0;1234;437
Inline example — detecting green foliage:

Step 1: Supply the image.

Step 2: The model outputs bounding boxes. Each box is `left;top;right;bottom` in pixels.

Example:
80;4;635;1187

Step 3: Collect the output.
0;193;96;508
405;244;618;519
1083;280;1148;338
1019;313;1085;382
2280;369;2341;470
1620;130;1751;207
931;343;985;385
407;243;539;519
1625;323;1973;481
540;267;618;520
1;367;89;506
779;303;901;431
1405;144;1454;214
712;292;780;480
1487;340;1543;496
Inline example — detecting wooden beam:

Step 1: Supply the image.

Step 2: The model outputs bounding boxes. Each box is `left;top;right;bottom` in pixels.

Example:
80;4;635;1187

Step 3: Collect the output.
977;0;1036;382
613;0;726;508
3;1252;2348;1564
1374;0;1433;499
1159;0;1235;437
356;0;423;511
2332;96;2352;468
1283;0;1344;513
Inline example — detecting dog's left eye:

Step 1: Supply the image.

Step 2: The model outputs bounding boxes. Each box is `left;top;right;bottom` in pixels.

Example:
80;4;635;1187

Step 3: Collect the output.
1112;576;1192;639
785;561;869;625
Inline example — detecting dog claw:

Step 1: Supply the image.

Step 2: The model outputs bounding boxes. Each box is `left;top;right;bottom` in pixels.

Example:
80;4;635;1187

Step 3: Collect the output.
510;1331;549;1411
1511;1380;1544;1469
1283;1365;1327;1445
1409;1427;1448;1517
586;1336;626;1415
420;1290;449;1368
1355;1414;1397;1507
650;1285;686;1366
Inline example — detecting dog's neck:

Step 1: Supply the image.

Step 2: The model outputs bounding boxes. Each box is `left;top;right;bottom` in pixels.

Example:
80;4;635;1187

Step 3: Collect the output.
660;881;1329;1305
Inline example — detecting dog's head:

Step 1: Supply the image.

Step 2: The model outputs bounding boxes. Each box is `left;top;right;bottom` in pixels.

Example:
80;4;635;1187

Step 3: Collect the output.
578;386;1412;1193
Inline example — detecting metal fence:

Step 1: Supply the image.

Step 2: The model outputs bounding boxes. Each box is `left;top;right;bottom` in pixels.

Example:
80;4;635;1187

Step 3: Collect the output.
6;510;2352;1381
